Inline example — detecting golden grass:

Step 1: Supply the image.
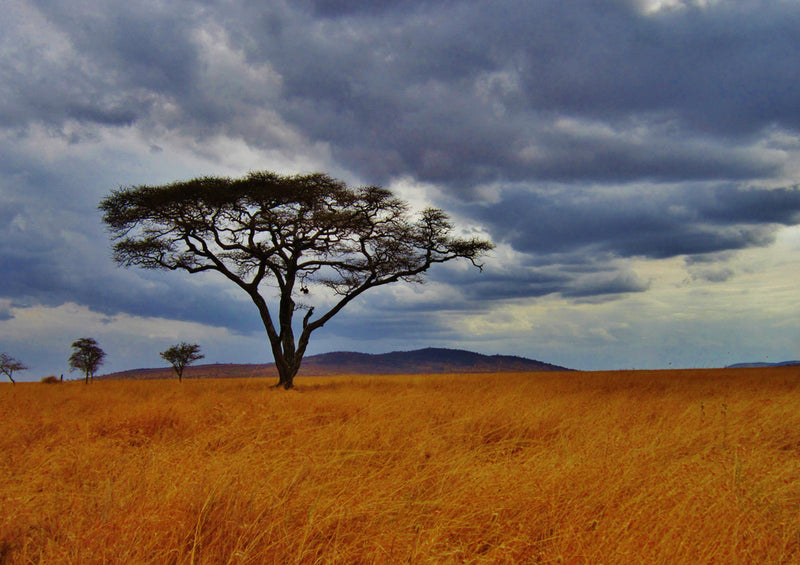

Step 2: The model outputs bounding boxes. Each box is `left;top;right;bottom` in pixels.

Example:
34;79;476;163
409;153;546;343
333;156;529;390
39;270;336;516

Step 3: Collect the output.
2;367;800;564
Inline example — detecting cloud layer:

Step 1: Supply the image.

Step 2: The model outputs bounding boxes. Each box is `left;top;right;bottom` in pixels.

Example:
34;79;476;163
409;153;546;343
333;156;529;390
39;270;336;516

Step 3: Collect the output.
2;0;800;377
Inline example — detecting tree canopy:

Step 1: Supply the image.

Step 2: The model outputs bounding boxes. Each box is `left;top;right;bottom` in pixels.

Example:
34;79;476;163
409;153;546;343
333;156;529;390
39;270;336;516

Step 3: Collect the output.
161;343;204;382
100;171;493;388
68;337;106;384
0;353;27;385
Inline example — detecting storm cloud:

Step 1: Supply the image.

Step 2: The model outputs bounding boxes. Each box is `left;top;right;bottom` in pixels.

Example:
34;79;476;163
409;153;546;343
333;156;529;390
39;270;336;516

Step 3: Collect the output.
8;0;800;181
476;184;800;260
2;0;800;376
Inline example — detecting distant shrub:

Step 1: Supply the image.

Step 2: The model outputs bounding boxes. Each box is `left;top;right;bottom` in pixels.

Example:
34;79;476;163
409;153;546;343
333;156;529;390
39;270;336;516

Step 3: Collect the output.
40;375;61;384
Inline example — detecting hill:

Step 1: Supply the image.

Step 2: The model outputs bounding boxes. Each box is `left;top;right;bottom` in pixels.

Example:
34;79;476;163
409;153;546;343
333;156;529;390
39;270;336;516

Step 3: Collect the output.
726;360;800;368
100;348;571;380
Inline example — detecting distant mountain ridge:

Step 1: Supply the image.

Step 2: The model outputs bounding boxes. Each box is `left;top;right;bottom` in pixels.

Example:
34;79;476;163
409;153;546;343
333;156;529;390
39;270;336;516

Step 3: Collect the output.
726;360;800;368
101;347;571;380
302;348;570;374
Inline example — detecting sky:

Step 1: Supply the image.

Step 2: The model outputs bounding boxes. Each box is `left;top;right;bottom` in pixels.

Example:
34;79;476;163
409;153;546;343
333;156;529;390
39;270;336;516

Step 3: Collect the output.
2;0;800;381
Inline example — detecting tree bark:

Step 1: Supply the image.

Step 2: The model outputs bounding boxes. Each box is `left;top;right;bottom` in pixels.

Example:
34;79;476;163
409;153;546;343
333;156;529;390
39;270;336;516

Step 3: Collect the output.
275;353;300;389
276;372;294;389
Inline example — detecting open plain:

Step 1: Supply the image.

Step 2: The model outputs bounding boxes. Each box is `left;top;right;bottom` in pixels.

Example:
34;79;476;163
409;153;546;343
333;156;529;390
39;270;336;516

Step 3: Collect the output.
2;367;800;564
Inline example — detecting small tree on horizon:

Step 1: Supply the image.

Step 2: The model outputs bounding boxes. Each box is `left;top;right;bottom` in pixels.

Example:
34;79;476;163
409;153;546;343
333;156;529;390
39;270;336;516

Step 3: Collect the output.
100;171;493;389
0;353;28;385
68;338;106;384
160;342;204;382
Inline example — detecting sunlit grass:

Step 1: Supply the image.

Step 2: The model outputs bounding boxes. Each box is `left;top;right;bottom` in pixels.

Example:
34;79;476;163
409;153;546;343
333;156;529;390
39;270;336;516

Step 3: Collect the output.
2;368;800;563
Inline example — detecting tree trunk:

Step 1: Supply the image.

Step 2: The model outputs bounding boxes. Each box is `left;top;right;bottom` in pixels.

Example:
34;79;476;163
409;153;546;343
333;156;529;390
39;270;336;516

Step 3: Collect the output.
274;351;303;389
250;289;304;390
276;364;298;389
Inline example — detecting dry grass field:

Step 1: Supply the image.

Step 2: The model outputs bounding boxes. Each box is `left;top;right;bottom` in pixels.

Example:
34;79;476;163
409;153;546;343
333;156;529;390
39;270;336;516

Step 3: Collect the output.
2;367;800;564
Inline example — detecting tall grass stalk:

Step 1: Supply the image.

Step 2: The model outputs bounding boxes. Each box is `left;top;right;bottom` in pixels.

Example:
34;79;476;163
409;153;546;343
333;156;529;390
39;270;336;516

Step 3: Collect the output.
1;368;799;563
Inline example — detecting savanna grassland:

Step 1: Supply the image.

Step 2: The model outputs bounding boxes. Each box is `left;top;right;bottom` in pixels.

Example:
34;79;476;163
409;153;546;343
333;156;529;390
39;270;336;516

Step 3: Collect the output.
2;368;800;564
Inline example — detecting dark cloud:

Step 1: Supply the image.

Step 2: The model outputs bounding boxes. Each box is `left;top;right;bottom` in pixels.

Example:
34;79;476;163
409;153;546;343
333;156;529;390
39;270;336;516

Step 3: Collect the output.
7;0;800;184
682;251;737;283
695;185;800;225
307;0;435;18
0;227;263;333
474;184;800;261
452;269;570;302
226;0;800;185
0;142;262;332
561;270;650;299
2;0;215;136
687;265;735;284
435;264;651;302
508;1;800;136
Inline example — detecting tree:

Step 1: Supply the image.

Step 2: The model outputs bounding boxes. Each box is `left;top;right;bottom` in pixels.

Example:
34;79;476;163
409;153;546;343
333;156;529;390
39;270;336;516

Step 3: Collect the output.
100;171;494;389
0;353;28;385
160;342;204;382
68;337;106;384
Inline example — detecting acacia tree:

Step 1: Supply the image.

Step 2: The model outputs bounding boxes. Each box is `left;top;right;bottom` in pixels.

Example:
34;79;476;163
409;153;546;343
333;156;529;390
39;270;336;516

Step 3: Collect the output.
161;342;204;382
0;353;28;385
100;171;493;389
68;337;106;384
